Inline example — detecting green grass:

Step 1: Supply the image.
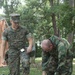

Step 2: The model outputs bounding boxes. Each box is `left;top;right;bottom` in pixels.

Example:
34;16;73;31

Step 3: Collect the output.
72;59;75;75
0;66;9;75
0;67;42;75
30;68;42;75
0;58;75;75
72;64;75;75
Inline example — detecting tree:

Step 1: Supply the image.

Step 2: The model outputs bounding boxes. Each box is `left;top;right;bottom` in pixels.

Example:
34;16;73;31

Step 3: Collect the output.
0;0;21;22
67;0;74;44
49;0;58;36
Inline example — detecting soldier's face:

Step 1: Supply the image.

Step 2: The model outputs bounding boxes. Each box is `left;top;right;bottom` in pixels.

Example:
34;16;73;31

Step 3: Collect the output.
11;20;19;29
14;22;19;26
14;22;19;28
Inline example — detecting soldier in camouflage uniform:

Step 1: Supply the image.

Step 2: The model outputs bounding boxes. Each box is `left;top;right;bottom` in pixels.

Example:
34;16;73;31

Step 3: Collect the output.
41;35;73;75
1;13;33;75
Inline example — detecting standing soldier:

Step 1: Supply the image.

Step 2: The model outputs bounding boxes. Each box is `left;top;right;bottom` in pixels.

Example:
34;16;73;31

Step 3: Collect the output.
1;13;33;75
41;35;73;75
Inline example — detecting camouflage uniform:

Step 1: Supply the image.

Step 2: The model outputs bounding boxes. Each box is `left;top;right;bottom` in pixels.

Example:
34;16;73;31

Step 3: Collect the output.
2;14;31;75
42;35;73;75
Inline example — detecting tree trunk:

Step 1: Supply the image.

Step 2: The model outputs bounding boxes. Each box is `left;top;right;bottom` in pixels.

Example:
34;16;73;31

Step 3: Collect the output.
67;0;74;44
67;32;73;44
4;0;9;18
74;0;75;7
51;14;58;36
49;0;58;36
57;0;60;37
69;0;74;7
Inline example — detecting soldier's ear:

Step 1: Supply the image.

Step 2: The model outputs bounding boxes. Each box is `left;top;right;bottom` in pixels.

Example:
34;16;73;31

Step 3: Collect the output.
49;44;52;46
49;44;53;49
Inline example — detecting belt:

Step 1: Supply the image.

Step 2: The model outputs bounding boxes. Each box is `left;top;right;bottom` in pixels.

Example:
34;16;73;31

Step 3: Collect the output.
9;46;26;50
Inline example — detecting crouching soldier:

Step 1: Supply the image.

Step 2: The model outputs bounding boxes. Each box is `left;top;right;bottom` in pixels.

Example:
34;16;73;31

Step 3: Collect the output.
41;35;73;75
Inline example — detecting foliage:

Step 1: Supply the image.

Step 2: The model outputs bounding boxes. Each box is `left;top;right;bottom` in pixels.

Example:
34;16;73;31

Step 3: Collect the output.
17;0;55;40
19;0;75;40
35;46;42;57
0;0;21;22
58;4;74;35
0;0;75;41
0;0;4;8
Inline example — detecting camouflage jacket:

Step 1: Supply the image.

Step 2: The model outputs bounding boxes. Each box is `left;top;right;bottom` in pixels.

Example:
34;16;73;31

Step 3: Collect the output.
2;26;30;49
42;35;73;74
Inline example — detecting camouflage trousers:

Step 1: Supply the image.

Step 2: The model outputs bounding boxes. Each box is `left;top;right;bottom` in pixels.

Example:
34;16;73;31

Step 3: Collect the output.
45;56;73;75
6;49;30;75
46;71;72;75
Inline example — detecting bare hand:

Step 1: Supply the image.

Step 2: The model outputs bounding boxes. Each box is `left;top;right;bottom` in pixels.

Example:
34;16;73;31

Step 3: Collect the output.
42;71;47;75
0;58;7;67
26;47;32;53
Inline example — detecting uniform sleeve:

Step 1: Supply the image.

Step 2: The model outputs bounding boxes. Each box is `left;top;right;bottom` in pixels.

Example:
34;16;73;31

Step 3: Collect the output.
26;33;33;38
2;29;8;41
55;42;67;75
25;29;33;39
42;51;50;71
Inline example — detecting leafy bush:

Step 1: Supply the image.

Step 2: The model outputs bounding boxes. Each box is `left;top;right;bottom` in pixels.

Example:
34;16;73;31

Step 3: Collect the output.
35;46;42;57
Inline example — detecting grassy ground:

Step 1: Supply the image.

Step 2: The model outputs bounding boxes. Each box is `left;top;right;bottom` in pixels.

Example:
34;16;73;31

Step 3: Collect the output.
72;59;75;75
0;58;75;75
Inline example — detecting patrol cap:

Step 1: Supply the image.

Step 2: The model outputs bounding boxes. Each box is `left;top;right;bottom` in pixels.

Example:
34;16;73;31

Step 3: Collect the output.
10;13;20;23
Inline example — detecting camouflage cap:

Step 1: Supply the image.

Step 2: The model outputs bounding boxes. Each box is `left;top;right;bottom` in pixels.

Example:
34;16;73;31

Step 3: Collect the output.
10;13;20;23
